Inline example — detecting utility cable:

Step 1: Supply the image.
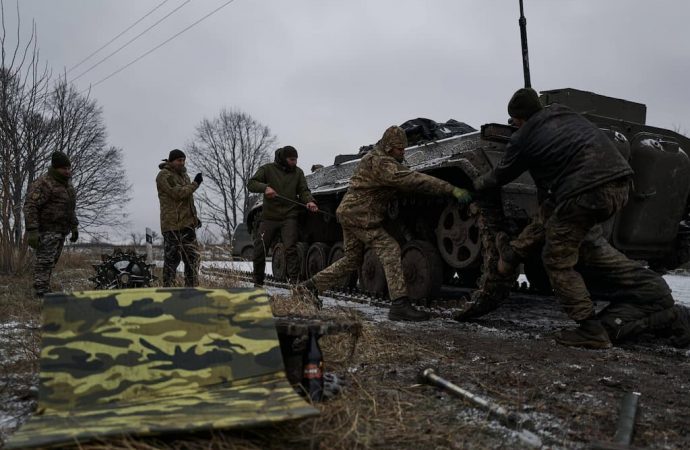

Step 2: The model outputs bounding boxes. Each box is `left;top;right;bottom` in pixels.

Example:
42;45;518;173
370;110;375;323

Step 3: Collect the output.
83;0;237;91
70;0;192;84
67;0;172;74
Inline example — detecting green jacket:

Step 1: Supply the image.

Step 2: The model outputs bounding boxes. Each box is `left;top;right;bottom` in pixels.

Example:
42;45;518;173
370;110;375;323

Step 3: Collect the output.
156;162;200;232
24;168;79;234
336;146;455;229
247;148;314;222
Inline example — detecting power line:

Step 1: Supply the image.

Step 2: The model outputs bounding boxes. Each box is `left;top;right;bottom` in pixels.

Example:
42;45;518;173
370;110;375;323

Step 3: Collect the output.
68;0;172;74
85;0;237;91
70;0;192;84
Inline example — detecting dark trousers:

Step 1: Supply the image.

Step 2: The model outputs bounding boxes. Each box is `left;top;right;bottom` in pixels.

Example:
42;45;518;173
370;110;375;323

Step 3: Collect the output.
253;219;299;284
33;231;65;295
163;228;200;287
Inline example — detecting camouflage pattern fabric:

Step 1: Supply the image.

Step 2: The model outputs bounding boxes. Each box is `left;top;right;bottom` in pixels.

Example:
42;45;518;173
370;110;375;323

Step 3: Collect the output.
5;288;318;449
504;181;677;341
336;126;456;230
541;179;630;320
312;225;407;300
162;229;200;287
33;231;66;296
156;162;200;233
253;219;299;284
24;169;78;234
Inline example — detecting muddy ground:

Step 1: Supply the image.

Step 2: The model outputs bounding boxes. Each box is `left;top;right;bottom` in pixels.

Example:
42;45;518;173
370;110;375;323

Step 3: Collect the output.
1;259;689;449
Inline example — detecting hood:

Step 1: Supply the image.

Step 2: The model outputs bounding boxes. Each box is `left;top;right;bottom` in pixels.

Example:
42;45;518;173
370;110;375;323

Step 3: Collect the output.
159;161;187;174
274;147;296;172
372;126;408;161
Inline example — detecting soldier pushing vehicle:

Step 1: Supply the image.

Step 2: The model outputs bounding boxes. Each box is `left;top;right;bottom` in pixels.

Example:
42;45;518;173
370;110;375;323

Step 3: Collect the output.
298;125;472;321
473;88;690;349
24;151;79;297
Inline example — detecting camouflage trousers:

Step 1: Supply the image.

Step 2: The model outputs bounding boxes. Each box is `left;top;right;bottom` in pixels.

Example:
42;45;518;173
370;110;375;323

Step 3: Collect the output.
508;179;676;341
33;231;66;296
162;228;200;287
312;225;407;300
253;219;299;284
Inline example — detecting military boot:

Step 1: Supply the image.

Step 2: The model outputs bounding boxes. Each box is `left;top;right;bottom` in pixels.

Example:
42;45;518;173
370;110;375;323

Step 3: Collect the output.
388;297;430;322
555;318;612;349
495;232;518;276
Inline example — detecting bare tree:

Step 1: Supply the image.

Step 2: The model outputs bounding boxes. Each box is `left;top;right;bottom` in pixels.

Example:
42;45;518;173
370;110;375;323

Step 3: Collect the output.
187;109;273;241
47;78;131;230
0;0;51;273
129;232;143;247
0;1;131;273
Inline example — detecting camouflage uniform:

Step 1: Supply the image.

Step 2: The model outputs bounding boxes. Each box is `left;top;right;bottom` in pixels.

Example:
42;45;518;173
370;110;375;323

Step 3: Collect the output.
156;161;201;287
247;147;314;284
505;183;683;344
310;126;455;300
24;168;78;296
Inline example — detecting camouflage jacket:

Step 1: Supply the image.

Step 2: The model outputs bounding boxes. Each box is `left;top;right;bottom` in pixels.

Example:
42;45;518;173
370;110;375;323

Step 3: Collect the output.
336;146;455;229
156;162;200;232
247;148;314;222
475;104;633;204
24;169;78;234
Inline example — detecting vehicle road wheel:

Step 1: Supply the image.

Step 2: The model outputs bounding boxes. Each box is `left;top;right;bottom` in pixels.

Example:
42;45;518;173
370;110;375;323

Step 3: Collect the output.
240;245;254;261
358;248;388;297
271;243;287;281
307;242;331;278
402;240;444;300
328;242;357;288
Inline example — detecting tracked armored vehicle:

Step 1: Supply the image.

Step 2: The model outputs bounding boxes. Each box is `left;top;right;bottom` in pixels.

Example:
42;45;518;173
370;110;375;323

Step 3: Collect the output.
247;88;690;318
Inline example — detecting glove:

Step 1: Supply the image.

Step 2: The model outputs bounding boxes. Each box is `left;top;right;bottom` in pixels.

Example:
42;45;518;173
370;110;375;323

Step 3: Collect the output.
194;173;203;185
452;187;472;204
70;228;79;243
27;230;39;249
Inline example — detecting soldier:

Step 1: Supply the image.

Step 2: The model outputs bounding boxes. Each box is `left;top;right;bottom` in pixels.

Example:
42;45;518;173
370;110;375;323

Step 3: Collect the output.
156;149;202;287
473;87;690;348
24;151;79;297
299;126;472;321
248;146;318;286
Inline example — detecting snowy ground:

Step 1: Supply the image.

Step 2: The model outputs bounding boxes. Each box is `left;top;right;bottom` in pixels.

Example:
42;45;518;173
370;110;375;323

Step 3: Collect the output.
2;264;690;448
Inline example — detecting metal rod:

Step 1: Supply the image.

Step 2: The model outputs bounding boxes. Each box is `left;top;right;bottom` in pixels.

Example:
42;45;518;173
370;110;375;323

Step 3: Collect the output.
518;0;532;88
419;368;524;427
274;193;336;218
613;392;640;445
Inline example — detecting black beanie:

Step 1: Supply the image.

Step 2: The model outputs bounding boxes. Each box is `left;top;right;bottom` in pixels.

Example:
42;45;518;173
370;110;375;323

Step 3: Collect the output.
507;88;543;120
282;145;298;158
168;149;186;161
51;151;71;169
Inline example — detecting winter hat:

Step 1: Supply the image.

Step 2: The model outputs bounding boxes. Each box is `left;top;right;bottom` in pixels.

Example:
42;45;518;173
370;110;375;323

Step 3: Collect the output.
507;88;543;120
168;149;186;161
282;146;298;158
51;151;71;168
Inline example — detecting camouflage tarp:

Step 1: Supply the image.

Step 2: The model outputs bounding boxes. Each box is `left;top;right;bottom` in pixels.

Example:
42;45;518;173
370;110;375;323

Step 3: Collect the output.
6;288;318;449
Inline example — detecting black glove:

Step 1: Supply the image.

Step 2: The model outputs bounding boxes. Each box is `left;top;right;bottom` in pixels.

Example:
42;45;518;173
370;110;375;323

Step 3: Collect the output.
194;173;203;185
70;228;79;243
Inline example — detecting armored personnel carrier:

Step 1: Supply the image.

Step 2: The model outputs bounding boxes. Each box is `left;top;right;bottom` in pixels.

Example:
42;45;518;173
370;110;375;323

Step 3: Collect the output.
247;88;690;318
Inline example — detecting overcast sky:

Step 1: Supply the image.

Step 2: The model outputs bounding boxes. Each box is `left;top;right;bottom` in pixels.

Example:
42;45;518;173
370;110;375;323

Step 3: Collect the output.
6;0;690;241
